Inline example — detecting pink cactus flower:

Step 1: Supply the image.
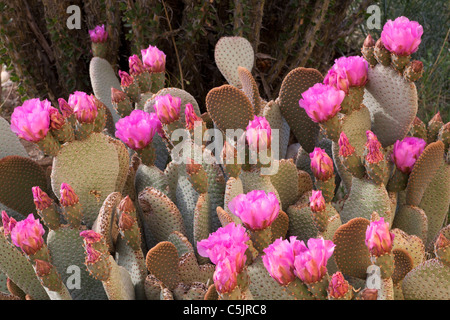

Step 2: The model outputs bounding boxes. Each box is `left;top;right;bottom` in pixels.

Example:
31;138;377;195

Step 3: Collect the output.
32;186;53;211
118;70;134;87
365;217;395;257
365;130;384;164
153;94;181;124
310;147;334;181
141;45;166;73
80;230;103;245
185;103;202;130
10;214;45;256
299;83;345;123
89;25;108;43
10;98;51;142
338;132;355;157
381;17;423;56
115;110;162;150
213;257;238;294
324;56;369;94
391;137;426;174
197;222;249;272
328;271;349;298
59;183;80;207
1;211;17;237
58;98;73;118
246;116;272;153
68;91;98;124
309;190;326;212
262;236;303;285
293;237;336;284
128;54;146;76
228;190;280;231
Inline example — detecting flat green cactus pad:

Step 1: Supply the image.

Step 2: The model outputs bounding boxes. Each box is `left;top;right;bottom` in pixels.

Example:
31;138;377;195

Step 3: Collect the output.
0;116;28;159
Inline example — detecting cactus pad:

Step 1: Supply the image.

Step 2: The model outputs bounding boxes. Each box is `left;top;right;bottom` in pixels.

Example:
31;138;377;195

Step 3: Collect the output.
0;116;28;158
145;241;180;290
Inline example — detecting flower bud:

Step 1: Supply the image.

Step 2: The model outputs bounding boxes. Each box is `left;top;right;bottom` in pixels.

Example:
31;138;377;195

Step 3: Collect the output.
365;130;384;164
365;217;395;257
89;25;108;43
128;54;146;76
141;45;166;73
60;183;79;207
68;91;98;124
246;116;272;153
10;214;45;256
310;147;334;181
185;103;202;131
428;112;444;143
58;98;73;118
153;94;181;124
404;60;424;82
1;211;17;237
328;272;351;299
32;186;53;211
309;190;326;212
338;132;355;157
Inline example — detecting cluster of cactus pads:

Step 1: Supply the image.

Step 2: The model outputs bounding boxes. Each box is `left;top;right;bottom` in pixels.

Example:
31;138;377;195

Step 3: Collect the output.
0;18;448;301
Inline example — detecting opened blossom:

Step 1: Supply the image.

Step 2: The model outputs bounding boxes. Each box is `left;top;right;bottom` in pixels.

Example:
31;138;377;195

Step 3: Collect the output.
10;214;45;256
324;56;369;94
10;98;51;142
262;236;303;285
293;237;336;284
328;272;349;298
228;190;280;231
365;217;395;257
89;25;108;43
391;137;426;174
68;91;98;124
310;147;334;181
185;103;202;130
1;211;17;237
381;16;423;56
153;94;181;124
115;110;162;150
309;190;326;213
246;116;272;152
338;132;355;157
141;45;166;73
299;83;345;123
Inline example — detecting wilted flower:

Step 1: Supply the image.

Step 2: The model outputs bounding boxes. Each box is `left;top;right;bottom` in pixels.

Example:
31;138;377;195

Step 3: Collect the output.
338;132;355;157
365;130;384;164
1;211;17;237
58;98;73;118
80;230;102;245
391;137;426;174
128;54;146;76
381;16;423;56
185;103;202;130
365;217;395;257
48;107;65;131
310;147;334;181
10;98;51;142
299;83;345;123
32;186;53;211
118;70;134;87
10;214;45;256
328;272;350;299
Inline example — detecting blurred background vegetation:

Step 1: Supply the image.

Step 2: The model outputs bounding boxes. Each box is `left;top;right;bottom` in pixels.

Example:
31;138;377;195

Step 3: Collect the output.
0;0;448;122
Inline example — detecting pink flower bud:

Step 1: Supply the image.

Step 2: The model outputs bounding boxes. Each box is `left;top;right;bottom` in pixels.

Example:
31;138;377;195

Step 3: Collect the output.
48;107;65;131
185;103;202;130
213;257;238;294
80;230;102;245
391;137;426;174
32;186;53;211
128;54;146;76
381;16;423;56
262;236;302;285
118;70;134;87
246;116;272;152
89;25;108;43
85;244;102;264
68;91;98;124
10;214;45;256
324;56;369;94
338;132;355;157
153;94;181;124
309;190;326;212
59;183;80;207
365;217;395;257
1;211;17;237
141;45;166;73
10;98;51;142
58;98;73;118
365;130;384;164
310;147;334;181
197;222;249;272
328;271;349;298
299;83;345;123
115;110;162;150
293;237;336;284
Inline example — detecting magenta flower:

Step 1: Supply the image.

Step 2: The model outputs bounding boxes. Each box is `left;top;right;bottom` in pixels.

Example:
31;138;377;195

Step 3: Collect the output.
80;230;103;245
197;222;249;272
338;132;355;157
60;183;80;207
185;103;202;130
381;16;423;56
309;190;326;212
10;98;51;142
115;110;162;150
10;214;45;256
365;130;384;164
128;54;146;76
310;147;334;181
328;271;349;298
262;236;303;285
365;217;395;257
228;190;280;231
391;137;426;174
293;237;336;284
118;70;134;87
213;257;238;294
246;116;272;152
1;211;17;237
141;45;166;73
299;83;345;123
324;56;369;94
68;91;98;124
32;186;53;211
89;25;108;43
153;94;181;124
